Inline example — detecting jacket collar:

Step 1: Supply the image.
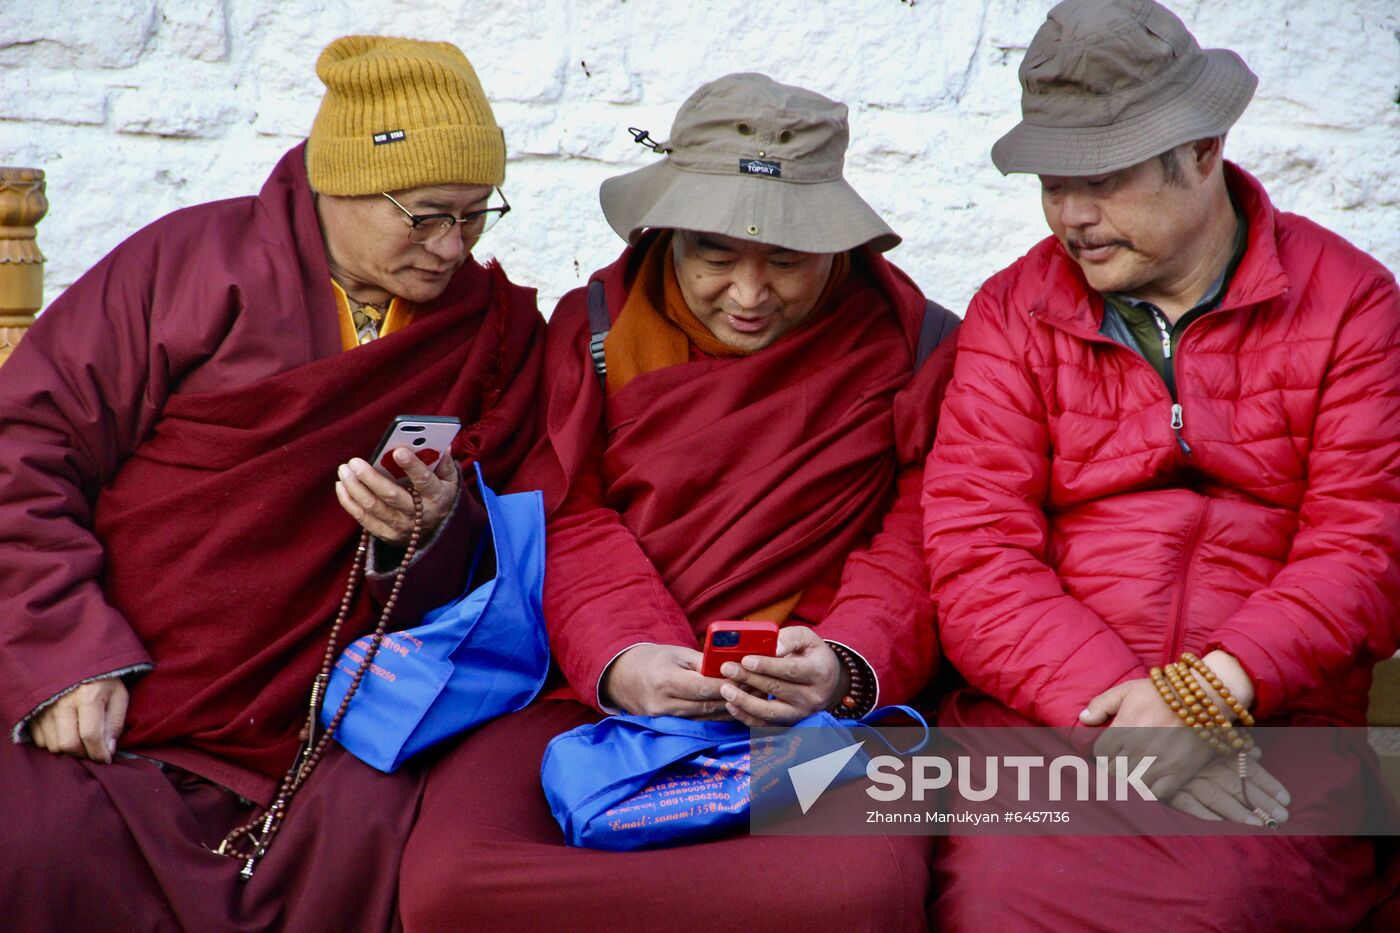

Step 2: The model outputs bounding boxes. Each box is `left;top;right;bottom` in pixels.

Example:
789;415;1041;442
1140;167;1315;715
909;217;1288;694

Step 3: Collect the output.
1028;162;1291;338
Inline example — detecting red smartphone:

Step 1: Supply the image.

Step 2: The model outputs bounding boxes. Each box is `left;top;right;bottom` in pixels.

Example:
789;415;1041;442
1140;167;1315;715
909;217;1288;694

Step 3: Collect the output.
700;620;779;678
370;415;461;482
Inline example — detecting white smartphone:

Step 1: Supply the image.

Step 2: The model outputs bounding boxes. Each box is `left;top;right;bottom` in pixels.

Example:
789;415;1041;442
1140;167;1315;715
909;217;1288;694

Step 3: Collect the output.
369;414;461;482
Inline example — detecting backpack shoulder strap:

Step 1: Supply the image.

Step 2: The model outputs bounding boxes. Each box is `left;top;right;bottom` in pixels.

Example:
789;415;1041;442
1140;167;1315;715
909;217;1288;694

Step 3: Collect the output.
915;298;960;370
586;279;609;390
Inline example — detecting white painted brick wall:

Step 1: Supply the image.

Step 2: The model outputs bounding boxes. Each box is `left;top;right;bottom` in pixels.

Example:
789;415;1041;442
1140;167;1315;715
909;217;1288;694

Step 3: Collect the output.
1;0;1396;317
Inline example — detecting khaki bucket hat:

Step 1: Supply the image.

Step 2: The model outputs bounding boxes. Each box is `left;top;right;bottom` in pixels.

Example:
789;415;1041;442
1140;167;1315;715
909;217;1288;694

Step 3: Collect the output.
600;73;898;254
991;0;1257;177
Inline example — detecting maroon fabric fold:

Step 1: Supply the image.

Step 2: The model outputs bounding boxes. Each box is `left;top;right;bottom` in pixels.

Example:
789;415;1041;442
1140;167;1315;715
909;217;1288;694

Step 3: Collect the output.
0;145;545;776
0;738;421;933
400;699;934;932
0;144;546;802
515;236;950;640
92;262;539;800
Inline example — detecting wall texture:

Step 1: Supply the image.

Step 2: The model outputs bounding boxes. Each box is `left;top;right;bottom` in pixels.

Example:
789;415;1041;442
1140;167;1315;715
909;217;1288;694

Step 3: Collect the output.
1;0;1397;316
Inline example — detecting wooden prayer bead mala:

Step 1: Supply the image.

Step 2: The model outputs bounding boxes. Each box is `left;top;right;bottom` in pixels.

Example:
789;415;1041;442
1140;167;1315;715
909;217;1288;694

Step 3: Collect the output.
1149;651;1275;829
1153;661;1252;753
1181;651;1255;726
215;489;424;880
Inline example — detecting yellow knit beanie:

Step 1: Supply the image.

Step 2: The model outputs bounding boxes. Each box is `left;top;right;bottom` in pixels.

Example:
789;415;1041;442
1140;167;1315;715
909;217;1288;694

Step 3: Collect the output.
307;35;505;195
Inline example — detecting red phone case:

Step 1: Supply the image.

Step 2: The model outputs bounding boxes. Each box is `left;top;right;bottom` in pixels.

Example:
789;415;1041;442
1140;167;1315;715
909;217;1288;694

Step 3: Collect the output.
700;620;779;678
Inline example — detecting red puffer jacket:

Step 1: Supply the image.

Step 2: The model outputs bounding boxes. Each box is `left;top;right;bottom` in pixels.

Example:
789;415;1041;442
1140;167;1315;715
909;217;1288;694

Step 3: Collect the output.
923;164;1400;729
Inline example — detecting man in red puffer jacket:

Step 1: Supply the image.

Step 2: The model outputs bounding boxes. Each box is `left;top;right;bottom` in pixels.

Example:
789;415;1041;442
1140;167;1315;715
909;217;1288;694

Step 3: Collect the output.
922;1;1400;930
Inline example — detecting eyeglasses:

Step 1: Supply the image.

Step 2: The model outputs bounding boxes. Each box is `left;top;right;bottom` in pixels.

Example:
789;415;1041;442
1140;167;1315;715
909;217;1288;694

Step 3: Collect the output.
381;189;511;245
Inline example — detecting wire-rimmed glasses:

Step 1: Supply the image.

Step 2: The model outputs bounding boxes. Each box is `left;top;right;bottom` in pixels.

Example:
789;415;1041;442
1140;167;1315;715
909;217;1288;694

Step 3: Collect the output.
381;189;511;246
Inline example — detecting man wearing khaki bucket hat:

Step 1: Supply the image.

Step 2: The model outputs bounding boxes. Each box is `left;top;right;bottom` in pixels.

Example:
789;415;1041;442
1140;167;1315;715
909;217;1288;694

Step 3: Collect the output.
399;72;959;930
923;0;1400;928
0;36;542;930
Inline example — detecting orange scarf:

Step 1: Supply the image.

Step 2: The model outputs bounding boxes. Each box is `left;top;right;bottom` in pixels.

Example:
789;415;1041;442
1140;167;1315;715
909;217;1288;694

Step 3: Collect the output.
603;233;850;393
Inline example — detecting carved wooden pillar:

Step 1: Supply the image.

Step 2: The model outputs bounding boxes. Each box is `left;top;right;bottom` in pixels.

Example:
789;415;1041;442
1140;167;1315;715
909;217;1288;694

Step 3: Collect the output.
0;167;48;367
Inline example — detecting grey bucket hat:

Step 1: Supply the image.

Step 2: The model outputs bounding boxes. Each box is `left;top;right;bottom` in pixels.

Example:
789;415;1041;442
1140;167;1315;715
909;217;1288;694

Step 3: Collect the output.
600;73;899;254
991;0;1257;177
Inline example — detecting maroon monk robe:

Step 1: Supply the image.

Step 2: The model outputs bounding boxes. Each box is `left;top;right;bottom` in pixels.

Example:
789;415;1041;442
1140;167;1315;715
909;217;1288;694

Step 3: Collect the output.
400;699;935;933
512;237;956;707
398;243;957;931
0;143;543;804
0;737;418;933
0;142;541;930
93;260;536;800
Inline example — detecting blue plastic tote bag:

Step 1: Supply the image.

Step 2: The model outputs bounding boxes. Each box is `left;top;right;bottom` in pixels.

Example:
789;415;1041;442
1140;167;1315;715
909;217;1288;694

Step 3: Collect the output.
321;463;548;772
541;705;927;850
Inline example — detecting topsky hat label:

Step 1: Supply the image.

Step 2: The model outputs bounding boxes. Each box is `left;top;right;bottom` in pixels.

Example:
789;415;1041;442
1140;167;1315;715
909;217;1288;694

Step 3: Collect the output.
739;158;782;177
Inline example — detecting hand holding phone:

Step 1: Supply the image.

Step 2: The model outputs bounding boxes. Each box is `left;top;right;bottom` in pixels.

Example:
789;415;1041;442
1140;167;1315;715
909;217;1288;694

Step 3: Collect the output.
335;414;463;547
370;415;461;482
700;620;779;678
711;626;845;728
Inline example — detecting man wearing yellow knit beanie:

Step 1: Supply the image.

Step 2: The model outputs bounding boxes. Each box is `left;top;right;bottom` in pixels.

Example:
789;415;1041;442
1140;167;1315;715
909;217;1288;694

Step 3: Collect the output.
0;36;542;931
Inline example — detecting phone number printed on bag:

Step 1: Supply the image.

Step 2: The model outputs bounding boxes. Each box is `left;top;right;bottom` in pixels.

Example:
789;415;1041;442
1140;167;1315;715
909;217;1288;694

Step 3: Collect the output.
604;754;751;834
338;642;397;683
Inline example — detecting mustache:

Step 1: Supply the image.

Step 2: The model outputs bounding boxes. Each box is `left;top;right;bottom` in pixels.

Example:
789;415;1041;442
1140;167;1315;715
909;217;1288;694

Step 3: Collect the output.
1067;236;1132;254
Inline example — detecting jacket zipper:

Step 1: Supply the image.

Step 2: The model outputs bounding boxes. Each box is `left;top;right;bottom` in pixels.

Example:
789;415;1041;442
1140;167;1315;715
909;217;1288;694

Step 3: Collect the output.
1036;287;1255;460
1035;306;1197;458
1148;309;1192;456
1164;497;1210;664
1170;403;1190;455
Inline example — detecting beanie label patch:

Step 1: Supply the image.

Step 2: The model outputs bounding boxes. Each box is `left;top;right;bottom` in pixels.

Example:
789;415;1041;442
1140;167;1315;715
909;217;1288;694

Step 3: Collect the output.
739;158;781;178
372;129;408;145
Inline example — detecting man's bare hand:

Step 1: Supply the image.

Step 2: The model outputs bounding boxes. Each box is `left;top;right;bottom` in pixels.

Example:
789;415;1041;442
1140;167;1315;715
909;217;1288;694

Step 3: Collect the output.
1169;750;1291;826
600;644;733;719
1078;678;1182;730
1081;678;1213;801
719;626;844;727
28;678;129;763
335;451;458;545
